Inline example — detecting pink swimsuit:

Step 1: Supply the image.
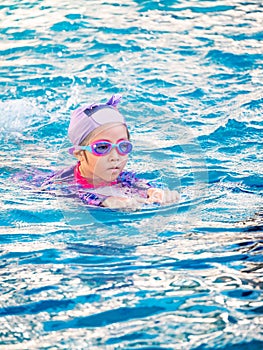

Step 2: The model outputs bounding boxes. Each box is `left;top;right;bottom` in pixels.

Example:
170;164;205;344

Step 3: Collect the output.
41;162;157;207
73;162;117;189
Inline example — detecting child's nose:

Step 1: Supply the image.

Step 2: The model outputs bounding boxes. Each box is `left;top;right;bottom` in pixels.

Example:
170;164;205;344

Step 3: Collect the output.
108;146;120;160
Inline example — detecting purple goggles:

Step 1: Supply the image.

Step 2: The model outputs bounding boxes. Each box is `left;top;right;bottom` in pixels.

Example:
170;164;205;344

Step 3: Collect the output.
70;139;133;156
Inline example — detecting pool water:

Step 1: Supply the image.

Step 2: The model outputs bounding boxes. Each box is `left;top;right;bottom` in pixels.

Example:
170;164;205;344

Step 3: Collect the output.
0;0;262;349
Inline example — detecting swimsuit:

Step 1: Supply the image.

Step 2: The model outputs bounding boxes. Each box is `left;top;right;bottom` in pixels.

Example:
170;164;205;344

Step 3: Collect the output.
40;162;155;207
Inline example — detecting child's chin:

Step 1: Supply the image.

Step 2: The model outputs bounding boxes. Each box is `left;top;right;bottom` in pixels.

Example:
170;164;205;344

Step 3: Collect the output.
110;174;119;182
101;175;118;184
109;169;121;178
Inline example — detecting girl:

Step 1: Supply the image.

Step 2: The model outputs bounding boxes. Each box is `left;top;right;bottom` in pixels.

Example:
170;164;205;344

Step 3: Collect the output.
41;94;179;209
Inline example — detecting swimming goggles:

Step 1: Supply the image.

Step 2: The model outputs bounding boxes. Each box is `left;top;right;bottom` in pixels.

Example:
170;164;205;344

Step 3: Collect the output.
74;140;133;156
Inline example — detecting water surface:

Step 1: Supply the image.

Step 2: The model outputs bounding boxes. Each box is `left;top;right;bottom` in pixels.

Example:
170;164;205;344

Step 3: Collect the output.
0;0;262;349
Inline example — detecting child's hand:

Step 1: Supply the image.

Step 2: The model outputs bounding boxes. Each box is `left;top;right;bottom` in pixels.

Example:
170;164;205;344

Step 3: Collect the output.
102;196;147;210
147;188;180;205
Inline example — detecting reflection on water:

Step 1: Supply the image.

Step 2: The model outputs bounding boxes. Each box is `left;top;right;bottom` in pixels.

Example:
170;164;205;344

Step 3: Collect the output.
0;0;262;349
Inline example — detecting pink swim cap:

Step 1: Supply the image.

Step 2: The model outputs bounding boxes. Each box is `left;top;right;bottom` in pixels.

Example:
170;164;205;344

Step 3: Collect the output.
68;94;126;154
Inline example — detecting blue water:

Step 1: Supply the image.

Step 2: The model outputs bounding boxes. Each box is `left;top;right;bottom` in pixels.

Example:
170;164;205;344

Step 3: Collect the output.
0;0;262;348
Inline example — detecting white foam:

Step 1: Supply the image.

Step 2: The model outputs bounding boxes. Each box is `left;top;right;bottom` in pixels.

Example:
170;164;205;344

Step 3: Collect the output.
0;98;45;140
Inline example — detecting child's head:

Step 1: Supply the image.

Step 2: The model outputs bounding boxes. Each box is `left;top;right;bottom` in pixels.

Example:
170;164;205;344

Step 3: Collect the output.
68;95;132;185
68;94;128;149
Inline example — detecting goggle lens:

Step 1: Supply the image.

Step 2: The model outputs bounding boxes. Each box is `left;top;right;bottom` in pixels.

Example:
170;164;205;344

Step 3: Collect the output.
93;142;112;154
118;141;133;155
91;140;132;156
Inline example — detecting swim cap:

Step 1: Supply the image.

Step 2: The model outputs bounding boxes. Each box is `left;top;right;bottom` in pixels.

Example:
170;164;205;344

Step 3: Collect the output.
68;94;125;154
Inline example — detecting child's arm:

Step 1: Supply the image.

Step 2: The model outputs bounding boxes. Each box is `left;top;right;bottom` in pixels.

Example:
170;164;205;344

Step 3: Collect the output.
146;188;180;205
101;196;147;210
101;189;179;209
117;171;180;206
79;192;108;206
80;191;147;209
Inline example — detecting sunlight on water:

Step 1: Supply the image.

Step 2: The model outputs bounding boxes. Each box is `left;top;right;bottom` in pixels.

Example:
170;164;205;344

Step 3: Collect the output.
0;0;262;349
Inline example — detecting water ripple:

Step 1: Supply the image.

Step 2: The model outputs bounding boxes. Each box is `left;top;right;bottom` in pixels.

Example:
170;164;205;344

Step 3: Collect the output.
0;0;262;348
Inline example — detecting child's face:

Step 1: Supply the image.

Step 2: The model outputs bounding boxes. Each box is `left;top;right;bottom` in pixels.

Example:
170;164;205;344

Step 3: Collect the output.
78;123;130;185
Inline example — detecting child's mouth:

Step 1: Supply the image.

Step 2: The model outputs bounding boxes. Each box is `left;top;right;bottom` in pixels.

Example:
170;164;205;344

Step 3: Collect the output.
109;166;119;170
108;166;120;174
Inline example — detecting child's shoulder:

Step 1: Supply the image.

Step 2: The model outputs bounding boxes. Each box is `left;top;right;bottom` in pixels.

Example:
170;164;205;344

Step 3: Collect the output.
117;170;138;184
117;170;153;190
41;165;75;187
117;170;164;191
